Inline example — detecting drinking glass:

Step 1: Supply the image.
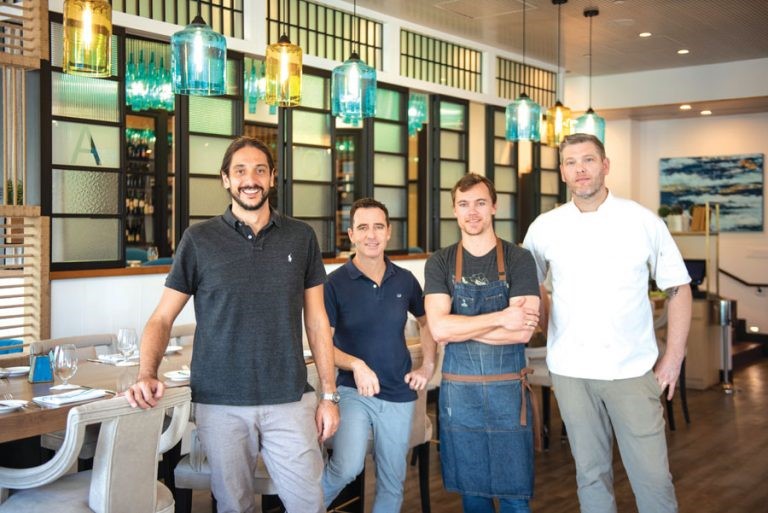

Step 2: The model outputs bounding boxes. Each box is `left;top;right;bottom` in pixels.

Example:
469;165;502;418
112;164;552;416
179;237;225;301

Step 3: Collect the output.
53;344;79;389
146;246;159;261
117;328;138;365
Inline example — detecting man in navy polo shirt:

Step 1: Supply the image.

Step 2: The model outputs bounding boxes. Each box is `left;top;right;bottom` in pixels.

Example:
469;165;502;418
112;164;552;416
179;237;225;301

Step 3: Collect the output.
322;198;436;512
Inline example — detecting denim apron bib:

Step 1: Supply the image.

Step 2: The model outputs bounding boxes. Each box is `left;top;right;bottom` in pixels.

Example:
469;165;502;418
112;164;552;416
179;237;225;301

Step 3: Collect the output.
439;239;535;498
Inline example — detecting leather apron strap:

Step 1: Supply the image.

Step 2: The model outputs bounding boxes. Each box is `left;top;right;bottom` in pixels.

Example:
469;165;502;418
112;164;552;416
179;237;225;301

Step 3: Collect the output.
454;237;506;285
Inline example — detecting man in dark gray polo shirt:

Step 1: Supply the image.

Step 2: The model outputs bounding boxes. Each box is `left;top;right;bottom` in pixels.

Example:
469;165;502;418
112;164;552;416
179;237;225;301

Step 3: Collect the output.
127;136;340;513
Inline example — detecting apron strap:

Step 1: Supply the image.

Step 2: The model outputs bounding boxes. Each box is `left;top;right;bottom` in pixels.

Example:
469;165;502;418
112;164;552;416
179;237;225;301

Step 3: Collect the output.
443;367;543;452
454;238;506;285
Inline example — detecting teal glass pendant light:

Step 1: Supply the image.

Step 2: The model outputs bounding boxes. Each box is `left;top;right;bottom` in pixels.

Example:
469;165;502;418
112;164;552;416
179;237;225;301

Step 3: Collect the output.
408;93;428;136
574;8;606;142
506;1;541;141
171;1;227;96
331;0;377;125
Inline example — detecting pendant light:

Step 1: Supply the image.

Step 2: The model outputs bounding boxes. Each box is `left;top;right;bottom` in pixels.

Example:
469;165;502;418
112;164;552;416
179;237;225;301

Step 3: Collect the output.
170;1;227;96
265;0;303;107
574;8;606;142
408;93;428;136
545;0;572;147
63;0;112;77
506;2;542;142
331;0;377;125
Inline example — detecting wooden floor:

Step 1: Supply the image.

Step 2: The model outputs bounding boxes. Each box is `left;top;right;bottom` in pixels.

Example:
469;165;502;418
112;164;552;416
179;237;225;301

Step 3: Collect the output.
192;356;768;512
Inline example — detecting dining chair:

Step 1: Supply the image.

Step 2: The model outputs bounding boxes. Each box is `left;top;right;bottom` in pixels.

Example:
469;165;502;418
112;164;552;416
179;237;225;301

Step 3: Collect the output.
32;334;119;468
0;387;191;513
169;323;196;347
524;345;568;450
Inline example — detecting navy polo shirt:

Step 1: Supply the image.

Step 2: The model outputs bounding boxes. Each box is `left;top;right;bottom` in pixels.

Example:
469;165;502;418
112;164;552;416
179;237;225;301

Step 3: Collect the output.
324;257;425;402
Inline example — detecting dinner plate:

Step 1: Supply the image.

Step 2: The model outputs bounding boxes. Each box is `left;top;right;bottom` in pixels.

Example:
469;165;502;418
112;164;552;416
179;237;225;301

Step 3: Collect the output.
165;345;183;355
164;370;190;382
1;366;30;377
0;400;28;414
303;349;313;360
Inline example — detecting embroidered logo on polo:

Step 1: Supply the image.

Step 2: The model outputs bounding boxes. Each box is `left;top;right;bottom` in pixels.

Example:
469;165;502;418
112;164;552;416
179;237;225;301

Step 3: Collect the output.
288;253;293;263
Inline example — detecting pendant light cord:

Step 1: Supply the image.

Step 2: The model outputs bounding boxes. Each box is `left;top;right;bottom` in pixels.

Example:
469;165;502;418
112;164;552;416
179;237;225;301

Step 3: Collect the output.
588;12;593;108
353;0;358;55
556;2;561;100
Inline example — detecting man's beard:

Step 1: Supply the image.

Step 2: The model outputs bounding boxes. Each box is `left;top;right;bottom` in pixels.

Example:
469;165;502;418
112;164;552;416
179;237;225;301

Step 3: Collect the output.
229;185;271;211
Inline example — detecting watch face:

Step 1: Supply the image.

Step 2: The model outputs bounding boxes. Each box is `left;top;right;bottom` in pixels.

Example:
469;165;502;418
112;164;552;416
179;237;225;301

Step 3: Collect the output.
323;392;340;403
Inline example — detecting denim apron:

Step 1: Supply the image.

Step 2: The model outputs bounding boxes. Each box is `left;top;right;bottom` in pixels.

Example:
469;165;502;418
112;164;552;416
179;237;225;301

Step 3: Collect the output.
439;239;535;498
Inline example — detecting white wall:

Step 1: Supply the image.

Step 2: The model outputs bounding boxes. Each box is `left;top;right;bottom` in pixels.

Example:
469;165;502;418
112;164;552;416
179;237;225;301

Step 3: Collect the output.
626;112;768;328
50;258;429;339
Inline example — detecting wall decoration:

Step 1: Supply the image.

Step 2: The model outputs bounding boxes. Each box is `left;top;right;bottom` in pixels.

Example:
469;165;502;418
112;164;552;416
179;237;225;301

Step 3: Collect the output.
659;154;763;232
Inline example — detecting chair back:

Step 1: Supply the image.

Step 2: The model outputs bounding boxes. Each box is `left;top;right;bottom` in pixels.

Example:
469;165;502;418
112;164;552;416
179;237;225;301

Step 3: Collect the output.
524;346;551;388
169;323;196;347
29;334;118;359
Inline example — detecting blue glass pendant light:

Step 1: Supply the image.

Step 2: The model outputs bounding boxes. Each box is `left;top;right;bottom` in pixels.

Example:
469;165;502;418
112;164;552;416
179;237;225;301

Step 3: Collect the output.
506;1;541;142
331;0;376;125
573;8;606;142
171;1;227;96
408;93;428;136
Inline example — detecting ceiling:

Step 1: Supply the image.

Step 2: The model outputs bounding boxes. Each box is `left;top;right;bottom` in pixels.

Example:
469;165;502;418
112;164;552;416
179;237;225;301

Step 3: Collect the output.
356;0;768;77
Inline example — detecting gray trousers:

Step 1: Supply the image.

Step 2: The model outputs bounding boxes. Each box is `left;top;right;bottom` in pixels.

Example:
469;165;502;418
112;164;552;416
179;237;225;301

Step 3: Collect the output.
195;392;324;513
551;371;677;513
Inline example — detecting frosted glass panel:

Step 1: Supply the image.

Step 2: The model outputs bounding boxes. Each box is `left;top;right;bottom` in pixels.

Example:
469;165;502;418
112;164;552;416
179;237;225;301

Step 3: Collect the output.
440;102;465;130
541;170;560;195
541;196;559;213
440;191;454;218
374;122;403;153
495;220;514;243
189;136;233;175
190;97;234;135
440;131;463;160
374;154;406;186
541;145;559;169
293;146;332;182
440;221;460;248
440;161;466;188
293;111;331;146
300;74;329;110
51;218;119;263
52;170;118;214
389;220;405;250
376;89;402;121
496;193;513;219
293;184;332;216
190;177;229;217
52;72;119;122
494;111;506;138
494;139;513;166
245;101;278;124
373;187;405;217
303;219;331;252
495;167;517;192
52;121;120;168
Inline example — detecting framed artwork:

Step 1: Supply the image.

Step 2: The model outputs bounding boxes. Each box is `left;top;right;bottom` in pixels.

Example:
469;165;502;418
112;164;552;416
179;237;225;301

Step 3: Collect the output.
659;154;764;232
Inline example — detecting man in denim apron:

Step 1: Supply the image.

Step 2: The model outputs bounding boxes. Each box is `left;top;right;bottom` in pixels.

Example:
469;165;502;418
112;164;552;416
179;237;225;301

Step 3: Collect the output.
425;174;541;513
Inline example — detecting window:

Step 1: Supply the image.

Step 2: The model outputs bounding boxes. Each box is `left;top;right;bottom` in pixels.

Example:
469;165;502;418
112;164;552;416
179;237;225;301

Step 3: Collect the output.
400;31;481;93
486;107;518;243
496;57;556;108
112;0;244;39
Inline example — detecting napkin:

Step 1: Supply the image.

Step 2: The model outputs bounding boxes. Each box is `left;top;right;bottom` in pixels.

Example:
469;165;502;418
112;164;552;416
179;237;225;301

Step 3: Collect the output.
97;354;139;365
33;388;108;407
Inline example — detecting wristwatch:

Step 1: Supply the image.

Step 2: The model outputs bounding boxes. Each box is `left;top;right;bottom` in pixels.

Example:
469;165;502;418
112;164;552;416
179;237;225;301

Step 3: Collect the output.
320;391;341;404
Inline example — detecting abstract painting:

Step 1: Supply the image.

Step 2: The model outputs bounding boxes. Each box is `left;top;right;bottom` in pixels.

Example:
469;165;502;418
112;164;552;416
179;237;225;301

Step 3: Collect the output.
659;154;764;232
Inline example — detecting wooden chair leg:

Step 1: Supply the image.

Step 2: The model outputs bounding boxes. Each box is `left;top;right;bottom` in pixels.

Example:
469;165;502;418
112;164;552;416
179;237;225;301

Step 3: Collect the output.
417;442;431;513
173;488;192;513
560;421;568;444
541;386;551;451
666;395;676;431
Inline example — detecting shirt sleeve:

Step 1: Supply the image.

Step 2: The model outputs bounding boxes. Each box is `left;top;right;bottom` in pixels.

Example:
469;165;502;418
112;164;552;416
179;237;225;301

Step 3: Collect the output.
522;219;549;284
303;225;327;289
407;273;426;317
507;246;541;298
649;217;691;290
165;230;198;295
423;249;452;296
323;274;339;328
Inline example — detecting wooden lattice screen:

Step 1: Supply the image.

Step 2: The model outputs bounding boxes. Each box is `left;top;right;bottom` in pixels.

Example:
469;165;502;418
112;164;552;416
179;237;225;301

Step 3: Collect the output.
0;0;49;70
0;206;50;355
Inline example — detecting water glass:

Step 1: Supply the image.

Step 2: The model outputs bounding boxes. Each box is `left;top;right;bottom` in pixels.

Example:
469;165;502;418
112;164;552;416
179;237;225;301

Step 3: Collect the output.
146;246;159;261
117;328;138;364
53;344;79;388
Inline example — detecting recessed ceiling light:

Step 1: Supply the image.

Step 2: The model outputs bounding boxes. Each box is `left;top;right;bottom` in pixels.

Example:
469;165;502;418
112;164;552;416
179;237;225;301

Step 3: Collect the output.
700;110;712;116
679;104;692;110
677;49;690;55
639;32;652;38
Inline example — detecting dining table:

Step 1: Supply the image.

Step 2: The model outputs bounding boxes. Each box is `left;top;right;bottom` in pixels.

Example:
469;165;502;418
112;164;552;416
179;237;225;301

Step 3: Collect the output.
0;345;192;445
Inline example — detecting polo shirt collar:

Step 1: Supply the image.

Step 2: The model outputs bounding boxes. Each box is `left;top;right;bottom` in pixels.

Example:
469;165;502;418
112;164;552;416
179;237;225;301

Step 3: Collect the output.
343;255;396;282
222;206;282;238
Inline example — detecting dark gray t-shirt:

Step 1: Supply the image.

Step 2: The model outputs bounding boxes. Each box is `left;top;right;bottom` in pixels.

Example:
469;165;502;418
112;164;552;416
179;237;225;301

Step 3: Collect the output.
424;239;539;301
166;207;326;406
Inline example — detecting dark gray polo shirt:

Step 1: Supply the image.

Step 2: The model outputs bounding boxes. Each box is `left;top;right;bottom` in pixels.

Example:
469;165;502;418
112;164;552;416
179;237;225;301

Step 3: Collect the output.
166;207;327;406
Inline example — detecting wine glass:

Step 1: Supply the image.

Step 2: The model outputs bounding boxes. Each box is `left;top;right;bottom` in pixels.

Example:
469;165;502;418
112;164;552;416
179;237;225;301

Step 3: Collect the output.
146;246;159;262
53;344;79;389
117;328;138;365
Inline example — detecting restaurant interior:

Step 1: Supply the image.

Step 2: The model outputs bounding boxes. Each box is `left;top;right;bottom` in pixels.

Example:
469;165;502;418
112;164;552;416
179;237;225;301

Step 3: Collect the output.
0;0;767;511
